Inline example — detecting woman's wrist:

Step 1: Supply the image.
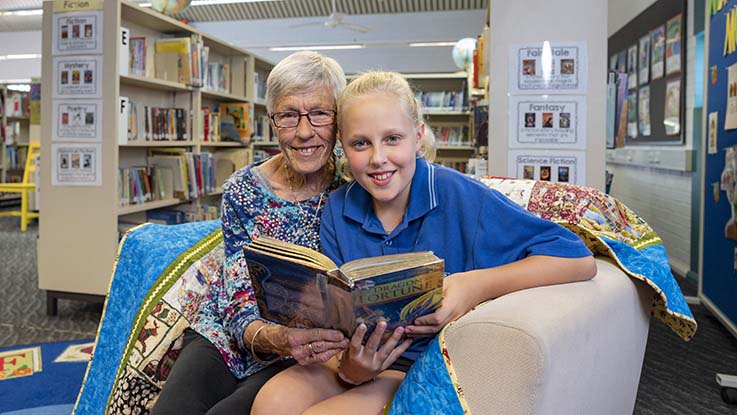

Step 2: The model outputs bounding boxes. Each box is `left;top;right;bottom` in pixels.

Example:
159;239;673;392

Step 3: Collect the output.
245;322;287;363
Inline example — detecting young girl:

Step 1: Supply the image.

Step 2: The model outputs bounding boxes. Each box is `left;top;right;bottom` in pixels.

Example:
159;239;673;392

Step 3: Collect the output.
251;71;597;415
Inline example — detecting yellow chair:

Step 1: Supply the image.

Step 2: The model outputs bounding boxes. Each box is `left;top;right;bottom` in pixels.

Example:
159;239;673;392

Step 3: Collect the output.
0;141;40;231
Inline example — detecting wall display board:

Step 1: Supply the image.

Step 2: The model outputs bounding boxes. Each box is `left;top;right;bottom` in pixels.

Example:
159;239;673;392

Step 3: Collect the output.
702;1;737;337
607;0;686;145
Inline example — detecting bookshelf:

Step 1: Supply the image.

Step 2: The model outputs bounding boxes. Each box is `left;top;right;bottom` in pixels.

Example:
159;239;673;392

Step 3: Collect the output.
404;72;474;173
38;0;272;312
0;86;31;194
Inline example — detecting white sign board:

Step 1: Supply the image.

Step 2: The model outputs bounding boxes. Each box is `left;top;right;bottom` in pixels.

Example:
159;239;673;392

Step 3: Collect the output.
510;42;588;94
52;100;102;142
508;150;586;185
509;95;586;149
52;143;102;186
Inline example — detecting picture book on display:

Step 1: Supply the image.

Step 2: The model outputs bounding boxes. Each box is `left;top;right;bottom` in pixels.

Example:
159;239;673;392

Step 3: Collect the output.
244;237;445;336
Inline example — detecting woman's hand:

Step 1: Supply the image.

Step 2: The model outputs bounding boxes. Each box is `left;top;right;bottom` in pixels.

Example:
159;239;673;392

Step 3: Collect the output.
248;323;349;365
338;321;413;385
405;272;479;336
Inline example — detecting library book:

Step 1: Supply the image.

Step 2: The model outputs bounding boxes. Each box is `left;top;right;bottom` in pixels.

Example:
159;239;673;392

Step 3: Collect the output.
244;237;444;337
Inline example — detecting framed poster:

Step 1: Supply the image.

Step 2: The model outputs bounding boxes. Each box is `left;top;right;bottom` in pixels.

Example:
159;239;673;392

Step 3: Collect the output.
650;25;665;80
666;14;682;75
638;34;651;85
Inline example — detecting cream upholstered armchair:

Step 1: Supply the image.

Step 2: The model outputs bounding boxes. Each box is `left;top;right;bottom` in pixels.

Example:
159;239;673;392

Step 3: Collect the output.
73;178;695;415
442;257;651;414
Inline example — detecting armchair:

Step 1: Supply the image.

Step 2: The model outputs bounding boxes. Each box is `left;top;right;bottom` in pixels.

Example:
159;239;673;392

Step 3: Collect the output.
73;179;695;415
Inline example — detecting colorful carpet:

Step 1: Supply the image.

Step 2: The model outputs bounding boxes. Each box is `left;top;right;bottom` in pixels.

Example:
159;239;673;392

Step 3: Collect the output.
0;339;93;414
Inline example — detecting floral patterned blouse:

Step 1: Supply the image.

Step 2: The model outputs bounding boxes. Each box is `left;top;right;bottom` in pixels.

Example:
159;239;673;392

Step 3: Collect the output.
190;158;339;379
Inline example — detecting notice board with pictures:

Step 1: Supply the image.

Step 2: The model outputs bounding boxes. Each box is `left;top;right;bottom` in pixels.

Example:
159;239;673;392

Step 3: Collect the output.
607;0;686;145
702;1;737;338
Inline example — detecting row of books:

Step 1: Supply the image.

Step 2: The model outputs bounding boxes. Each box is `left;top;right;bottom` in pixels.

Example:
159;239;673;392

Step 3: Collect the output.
4;145;27;170
252;114;275;142
253;71;267;101
199;108;221;142
120;98;189;143
432;126;471;147
119;166;176;206
118;204;221;239
436;159;469;173
3;121;22;145
206;62;231;93
1;93;29;118
125;30;242;96
124;31;208;88
118;147;250;207
416;89;467;112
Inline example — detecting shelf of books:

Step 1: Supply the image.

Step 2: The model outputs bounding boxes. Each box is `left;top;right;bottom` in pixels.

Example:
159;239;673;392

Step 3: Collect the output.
0;86;31;190
403;73;474;173
38;0;272;300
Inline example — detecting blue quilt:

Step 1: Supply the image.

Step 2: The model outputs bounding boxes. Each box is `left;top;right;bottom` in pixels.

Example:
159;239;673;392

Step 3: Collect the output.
73;179;695;415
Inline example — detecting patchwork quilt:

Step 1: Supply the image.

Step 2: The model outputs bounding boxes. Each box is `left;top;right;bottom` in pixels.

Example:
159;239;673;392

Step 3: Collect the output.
73;179;696;415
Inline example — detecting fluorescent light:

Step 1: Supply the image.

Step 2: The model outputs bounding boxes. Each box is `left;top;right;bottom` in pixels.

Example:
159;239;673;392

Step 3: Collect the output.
7;84;31;92
0;54;42;60
270;45;364;51
0;9;42;16
138;2;152;6
409;42;457;47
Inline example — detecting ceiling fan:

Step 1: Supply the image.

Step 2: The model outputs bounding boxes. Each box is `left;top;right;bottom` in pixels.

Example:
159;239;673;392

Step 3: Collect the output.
290;0;370;33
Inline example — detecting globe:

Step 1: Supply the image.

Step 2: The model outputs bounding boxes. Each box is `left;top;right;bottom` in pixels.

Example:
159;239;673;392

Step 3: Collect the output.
150;0;191;15
452;37;477;70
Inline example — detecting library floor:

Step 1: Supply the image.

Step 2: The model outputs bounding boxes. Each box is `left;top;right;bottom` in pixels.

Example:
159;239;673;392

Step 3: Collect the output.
0;215;736;413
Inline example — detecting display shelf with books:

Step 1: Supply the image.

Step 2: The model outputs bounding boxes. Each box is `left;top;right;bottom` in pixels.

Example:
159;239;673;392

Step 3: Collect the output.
405;73;474;173
248;56;275;145
38;0;270;309
0;86;31;188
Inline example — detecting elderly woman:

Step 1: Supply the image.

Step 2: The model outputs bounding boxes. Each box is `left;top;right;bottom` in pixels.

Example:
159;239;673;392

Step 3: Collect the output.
151;51;349;415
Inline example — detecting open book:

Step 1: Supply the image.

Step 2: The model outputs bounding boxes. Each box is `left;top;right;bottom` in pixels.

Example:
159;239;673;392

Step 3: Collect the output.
244;237;444;337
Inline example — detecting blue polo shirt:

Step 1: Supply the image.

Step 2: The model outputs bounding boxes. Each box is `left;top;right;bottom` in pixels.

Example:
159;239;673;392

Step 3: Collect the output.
320;158;592;361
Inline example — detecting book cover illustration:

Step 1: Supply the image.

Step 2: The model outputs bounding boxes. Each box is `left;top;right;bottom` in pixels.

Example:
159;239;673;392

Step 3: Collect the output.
244;237;444;337
219;103;250;143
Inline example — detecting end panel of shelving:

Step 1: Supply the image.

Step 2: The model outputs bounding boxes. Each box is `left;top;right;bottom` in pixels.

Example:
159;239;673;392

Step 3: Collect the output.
38;0;119;296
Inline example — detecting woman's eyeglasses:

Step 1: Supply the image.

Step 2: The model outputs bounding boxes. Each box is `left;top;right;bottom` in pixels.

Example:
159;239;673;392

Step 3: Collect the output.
270;110;336;128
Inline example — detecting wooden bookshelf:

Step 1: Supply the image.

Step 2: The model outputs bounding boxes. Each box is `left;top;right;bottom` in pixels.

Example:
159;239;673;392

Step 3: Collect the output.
403;73;474;172
0;86;31;184
117;198;183;215
38;0;273;305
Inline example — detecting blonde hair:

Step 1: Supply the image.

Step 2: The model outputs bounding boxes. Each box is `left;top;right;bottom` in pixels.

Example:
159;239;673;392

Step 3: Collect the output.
338;71;436;162
266;51;346;113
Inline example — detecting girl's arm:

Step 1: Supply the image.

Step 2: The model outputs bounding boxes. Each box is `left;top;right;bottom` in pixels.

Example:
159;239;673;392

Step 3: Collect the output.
406;255;597;335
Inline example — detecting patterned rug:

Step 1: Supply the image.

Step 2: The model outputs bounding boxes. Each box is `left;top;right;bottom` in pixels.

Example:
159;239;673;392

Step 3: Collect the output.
0;339;93;414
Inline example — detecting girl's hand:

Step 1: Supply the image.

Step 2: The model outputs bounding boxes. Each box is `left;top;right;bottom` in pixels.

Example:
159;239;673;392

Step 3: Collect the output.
338;321;413;384
405;272;479;336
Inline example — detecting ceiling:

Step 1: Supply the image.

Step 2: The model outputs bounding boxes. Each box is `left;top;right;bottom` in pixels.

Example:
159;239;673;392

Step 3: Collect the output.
0;0;486;30
0;0;487;75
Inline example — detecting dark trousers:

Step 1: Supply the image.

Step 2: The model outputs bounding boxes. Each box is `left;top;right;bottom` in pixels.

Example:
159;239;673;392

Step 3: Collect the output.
150;329;295;415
